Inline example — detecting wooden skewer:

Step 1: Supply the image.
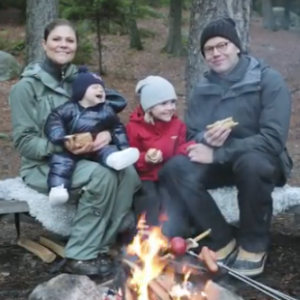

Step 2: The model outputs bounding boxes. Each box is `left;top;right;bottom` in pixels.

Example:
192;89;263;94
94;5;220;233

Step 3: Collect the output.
193;229;211;242
39;236;65;258
17;237;56;263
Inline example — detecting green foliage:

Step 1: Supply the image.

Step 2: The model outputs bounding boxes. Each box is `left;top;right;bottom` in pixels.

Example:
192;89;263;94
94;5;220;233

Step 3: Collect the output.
0;133;9;140
0;31;25;56
139;28;156;38
72;21;94;65
60;0;163;34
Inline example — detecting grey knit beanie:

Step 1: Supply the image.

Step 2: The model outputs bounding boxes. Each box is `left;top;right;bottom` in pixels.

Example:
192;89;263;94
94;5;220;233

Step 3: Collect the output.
135;76;177;111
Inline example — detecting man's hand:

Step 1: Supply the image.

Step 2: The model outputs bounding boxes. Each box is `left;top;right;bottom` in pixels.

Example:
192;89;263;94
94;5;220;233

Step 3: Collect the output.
204;124;231;147
198;246;218;273
93;131;112;151
145;148;163;164
187;143;213;163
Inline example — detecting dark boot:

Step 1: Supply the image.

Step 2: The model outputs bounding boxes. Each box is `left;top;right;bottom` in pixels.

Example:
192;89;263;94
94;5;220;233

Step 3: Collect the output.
64;254;114;277
64;259;103;276
97;253;114;277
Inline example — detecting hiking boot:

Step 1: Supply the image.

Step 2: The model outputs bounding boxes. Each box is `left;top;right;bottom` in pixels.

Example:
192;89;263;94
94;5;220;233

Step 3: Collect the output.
97;253;114;277
215;240;239;266
230;248;267;277
63;254;114;277
64;259;103;276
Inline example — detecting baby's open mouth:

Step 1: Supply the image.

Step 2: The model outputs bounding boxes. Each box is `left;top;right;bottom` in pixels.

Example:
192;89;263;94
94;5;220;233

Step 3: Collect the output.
96;94;103;99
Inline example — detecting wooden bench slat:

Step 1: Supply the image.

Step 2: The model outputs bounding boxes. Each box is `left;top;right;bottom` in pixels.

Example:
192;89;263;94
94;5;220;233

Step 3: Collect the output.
0;200;29;214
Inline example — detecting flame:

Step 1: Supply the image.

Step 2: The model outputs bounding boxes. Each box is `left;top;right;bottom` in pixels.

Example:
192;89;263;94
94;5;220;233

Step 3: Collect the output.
127;215;169;300
126;215;206;300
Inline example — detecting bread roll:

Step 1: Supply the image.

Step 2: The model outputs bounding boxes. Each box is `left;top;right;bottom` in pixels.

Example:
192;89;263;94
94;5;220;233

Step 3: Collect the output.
65;132;93;149
206;117;238;130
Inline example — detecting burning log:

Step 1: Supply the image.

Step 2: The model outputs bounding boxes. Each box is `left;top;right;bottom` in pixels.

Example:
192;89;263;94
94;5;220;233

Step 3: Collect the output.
122;258;172;300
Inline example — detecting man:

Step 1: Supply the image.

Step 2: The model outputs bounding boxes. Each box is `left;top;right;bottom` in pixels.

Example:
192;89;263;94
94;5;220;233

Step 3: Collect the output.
159;17;292;277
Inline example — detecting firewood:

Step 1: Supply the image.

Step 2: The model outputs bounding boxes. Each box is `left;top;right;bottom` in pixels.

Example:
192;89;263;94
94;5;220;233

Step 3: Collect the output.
39;236;65;257
17;237;56;263
122;258;172;300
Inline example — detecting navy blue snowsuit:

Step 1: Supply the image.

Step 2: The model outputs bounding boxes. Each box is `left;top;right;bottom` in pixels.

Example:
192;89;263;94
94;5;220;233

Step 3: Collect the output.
44;89;129;190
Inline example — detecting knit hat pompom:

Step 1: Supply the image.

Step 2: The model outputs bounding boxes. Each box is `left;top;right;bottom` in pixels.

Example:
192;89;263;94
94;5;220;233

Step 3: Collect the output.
72;67;105;102
78;65;89;74
200;17;242;56
136;75;177;111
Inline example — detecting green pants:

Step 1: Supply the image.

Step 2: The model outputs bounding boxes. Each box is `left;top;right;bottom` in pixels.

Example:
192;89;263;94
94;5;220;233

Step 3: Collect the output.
24;160;141;260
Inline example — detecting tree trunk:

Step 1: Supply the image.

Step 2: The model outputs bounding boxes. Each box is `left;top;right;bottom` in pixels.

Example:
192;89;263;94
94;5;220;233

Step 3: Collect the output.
148;0;160;7
26;0;59;64
282;0;291;30
128;0;143;50
185;0;251;100
262;0;276;31
95;16;105;75
163;0;183;56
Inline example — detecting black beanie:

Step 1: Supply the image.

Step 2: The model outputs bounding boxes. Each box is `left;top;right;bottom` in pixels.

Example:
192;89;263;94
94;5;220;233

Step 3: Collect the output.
200;17;242;56
72;66;105;102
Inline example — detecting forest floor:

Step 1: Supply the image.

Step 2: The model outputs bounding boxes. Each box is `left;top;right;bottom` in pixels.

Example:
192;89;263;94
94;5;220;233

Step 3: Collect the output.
1;8;300;300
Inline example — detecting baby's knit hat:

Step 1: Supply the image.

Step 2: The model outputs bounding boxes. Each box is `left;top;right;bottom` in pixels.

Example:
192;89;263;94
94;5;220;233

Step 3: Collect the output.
72;66;105;102
135;76;177;111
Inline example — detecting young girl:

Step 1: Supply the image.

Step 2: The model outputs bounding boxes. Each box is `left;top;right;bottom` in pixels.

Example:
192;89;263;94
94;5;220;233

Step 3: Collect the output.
126;75;194;235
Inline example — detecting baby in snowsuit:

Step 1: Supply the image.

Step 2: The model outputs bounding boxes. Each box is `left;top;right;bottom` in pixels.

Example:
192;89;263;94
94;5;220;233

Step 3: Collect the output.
44;66;139;206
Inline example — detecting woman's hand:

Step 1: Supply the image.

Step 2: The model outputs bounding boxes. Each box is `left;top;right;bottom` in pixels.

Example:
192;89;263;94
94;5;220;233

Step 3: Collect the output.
64;139;94;155
93;131;112;151
204;124;231;147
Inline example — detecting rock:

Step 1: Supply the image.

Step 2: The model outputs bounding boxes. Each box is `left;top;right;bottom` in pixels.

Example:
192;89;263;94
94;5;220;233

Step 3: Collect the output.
28;274;110;300
0;51;21;81
28;273;244;300
273;7;300;29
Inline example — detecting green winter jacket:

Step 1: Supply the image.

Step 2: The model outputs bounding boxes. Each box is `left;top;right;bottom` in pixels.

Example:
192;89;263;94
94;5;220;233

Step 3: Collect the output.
9;62;78;178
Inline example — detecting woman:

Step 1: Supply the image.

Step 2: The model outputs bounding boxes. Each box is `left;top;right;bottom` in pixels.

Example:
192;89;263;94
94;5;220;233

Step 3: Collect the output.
9;19;141;277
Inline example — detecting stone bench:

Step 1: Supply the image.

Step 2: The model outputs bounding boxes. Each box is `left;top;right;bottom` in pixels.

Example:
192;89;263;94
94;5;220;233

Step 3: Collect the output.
1;177;300;262
1;177;300;236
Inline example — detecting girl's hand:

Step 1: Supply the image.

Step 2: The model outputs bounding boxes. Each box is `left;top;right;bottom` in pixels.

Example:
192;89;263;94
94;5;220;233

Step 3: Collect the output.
145;148;163;163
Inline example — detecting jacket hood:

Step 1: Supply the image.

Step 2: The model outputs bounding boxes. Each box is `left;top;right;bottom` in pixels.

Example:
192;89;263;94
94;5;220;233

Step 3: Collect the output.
21;62;78;98
105;88;127;113
204;54;269;82
129;105;145;122
129;105;180;133
21;62;78;81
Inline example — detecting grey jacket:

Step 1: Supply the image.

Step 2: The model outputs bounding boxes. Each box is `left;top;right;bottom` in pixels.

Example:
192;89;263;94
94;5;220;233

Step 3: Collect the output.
185;55;293;181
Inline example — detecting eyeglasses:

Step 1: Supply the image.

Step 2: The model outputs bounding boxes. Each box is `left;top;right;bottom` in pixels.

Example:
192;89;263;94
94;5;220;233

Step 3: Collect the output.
203;42;230;57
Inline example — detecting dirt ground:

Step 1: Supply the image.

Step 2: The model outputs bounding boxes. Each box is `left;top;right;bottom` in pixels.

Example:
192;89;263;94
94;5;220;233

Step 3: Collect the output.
1;9;300;300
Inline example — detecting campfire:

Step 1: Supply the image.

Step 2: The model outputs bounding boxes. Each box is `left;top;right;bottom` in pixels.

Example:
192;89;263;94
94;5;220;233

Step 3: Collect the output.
116;216;211;300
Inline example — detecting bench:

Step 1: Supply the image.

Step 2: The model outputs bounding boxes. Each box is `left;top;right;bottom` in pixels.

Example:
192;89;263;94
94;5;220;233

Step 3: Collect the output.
1;177;300;262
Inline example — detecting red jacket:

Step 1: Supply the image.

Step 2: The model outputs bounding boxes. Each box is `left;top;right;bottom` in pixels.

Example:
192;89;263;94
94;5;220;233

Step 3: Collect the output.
126;106;195;181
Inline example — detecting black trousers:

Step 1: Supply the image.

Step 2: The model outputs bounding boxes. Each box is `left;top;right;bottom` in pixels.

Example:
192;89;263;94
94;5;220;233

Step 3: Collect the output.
133;180;193;238
158;152;283;253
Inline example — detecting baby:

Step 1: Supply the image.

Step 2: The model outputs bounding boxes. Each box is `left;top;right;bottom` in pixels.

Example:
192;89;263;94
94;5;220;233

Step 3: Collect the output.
44;66;139;206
